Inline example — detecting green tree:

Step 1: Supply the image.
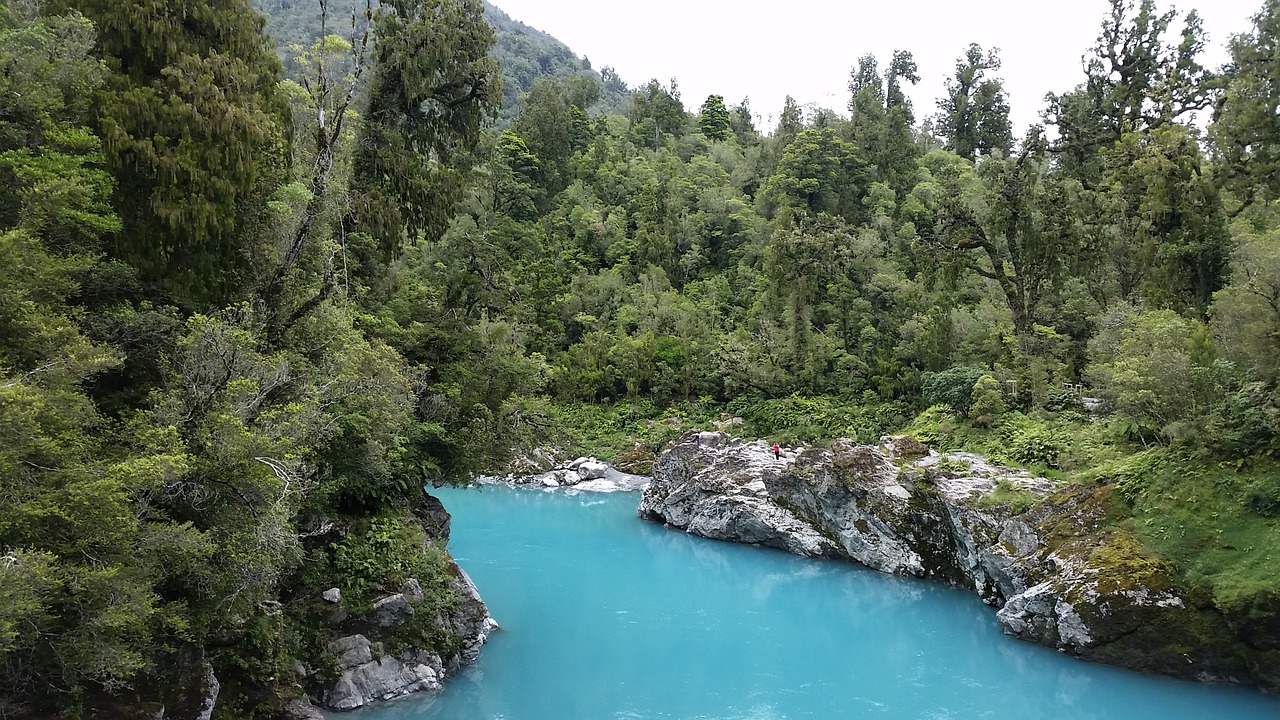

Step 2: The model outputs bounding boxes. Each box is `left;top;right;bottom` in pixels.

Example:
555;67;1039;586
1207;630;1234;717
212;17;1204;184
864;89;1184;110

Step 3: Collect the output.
1046;0;1214;184
729;97;760;146
350;0;501;263
1212;207;1280;382
774;95;804;149
56;0;287;307
936;44;1012;161
1087;305;1216;431
512;74;599;194
921;136;1084;339
1099;125;1231;313
1211;0;1280;215
629;78;686;148
763;127;867;220
847;51;921;194
0;6;204;711
698;94;732;141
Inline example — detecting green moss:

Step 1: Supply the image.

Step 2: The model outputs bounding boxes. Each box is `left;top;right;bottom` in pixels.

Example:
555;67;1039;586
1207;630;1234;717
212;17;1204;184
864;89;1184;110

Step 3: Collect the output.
1121;456;1280;617
978;478;1039;515
935;457;971;473
1085;530;1175;596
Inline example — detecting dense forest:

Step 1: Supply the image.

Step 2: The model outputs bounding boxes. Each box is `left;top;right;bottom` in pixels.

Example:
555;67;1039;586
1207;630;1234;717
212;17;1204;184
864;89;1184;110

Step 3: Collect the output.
252;0;632;120
1;0;1279;717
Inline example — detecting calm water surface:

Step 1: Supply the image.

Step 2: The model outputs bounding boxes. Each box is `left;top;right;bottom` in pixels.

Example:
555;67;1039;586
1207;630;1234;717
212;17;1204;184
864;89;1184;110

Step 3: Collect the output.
347;486;1280;720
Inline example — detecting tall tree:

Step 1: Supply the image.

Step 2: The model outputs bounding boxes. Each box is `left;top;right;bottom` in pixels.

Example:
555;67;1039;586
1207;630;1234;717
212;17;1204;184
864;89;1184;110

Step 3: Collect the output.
764;127;867;221
512;74;599;195
729;97;760;146
1099;126;1231;314
698;94;732;141
349;0;501;265
775;95;804;148
936;44;1012;161
847;51;921;195
922;133;1084;338
1045;0;1214;183
1211;0;1280;215
629;78;686;148
56;0;287;307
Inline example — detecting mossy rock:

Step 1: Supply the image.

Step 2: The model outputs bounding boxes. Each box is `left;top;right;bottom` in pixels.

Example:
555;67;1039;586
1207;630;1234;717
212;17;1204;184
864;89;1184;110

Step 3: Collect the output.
614;442;657;474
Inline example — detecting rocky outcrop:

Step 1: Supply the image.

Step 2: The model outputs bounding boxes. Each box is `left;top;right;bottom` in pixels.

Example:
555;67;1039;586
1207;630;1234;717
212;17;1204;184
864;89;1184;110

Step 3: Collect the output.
640;431;1267;690
324;634;444;711
291;493;499;714
485;455;650;492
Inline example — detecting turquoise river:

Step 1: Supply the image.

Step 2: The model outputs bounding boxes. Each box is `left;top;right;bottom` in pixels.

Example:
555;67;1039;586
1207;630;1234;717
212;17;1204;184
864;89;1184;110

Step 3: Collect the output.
347;486;1280;720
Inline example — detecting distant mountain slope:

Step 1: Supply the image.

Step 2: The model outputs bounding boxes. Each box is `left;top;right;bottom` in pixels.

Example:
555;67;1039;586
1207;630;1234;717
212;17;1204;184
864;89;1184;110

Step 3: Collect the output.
251;0;631;121
484;2;630;119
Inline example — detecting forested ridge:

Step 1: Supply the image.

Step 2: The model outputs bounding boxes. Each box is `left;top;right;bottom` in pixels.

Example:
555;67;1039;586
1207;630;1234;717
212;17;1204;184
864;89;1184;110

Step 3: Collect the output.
2;0;1279;717
252;0;632;121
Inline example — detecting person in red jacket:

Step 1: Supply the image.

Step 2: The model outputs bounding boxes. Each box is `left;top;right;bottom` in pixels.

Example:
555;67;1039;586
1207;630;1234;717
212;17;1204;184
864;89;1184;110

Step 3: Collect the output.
772;442;781;460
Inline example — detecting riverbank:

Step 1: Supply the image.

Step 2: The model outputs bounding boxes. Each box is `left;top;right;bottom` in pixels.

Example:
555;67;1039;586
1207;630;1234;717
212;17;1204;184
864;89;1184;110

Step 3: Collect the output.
347;484;1280;719
638;429;1280;692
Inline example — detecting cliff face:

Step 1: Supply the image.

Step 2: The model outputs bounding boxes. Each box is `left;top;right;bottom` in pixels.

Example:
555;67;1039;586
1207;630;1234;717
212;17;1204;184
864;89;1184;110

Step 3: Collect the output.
640;431;1268;690
291;493;498;716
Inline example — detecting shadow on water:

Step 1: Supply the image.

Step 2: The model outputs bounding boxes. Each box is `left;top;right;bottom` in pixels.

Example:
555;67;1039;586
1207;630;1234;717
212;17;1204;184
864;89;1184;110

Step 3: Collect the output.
342;486;1280;720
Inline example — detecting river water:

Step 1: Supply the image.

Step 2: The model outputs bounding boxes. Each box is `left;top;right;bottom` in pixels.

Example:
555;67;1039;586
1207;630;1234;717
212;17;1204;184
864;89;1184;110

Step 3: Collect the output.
348;486;1280;720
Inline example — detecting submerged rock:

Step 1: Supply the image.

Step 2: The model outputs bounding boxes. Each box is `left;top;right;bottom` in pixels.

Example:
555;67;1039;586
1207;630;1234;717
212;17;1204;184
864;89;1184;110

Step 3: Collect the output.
640;430;1269;691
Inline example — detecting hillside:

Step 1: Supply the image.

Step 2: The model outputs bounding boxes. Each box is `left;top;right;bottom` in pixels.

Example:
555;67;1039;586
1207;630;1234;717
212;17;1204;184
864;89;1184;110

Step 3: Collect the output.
252;0;631;120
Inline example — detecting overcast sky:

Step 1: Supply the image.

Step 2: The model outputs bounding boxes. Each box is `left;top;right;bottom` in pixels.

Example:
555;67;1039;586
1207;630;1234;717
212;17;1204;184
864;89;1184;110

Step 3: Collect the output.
489;0;1261;133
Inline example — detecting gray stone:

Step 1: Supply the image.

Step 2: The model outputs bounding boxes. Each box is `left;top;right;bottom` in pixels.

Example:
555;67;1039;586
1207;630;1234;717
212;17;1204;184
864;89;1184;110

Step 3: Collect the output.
196;664;218;720
402;578;425;603
577;460;609;480
283;699;326;720
329;635;374;671
321;587;341;603
326;656;442;711
373;593;415;628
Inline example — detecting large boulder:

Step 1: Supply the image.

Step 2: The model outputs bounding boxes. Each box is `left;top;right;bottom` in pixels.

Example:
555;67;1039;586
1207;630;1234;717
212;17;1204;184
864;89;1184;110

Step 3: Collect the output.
324;635;443;712
640;430;1266;690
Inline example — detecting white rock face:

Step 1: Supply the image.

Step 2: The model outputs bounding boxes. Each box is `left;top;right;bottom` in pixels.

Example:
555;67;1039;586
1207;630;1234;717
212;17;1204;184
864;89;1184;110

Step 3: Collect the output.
325;635;444;711
638;430;1223;680
483;458;650;493
577;460;609;480
321;587;341;603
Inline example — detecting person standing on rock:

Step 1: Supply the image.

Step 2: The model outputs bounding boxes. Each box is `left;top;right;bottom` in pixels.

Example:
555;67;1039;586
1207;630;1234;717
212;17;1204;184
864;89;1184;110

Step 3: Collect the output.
772;443;781;460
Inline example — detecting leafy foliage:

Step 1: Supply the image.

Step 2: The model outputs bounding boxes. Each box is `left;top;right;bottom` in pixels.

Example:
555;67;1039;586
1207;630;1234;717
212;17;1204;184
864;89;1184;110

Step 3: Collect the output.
7;0;1280;714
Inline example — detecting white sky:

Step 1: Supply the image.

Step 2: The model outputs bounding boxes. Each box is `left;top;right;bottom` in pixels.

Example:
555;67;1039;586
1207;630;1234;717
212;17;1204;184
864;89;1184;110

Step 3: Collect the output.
490;0;1261;133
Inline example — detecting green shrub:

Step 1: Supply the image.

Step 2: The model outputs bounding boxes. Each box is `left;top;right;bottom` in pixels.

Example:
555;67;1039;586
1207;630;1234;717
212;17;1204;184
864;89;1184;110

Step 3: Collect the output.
904;405;961;446
935;456;971;473
731;396;910;444
331;513;452;611
1043;389;1083;412
1007;426;1067;469
1202;381;1280;459
1243;475;1280;516
923;366;987;414
968;375;1006;427
978;478;1039;514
